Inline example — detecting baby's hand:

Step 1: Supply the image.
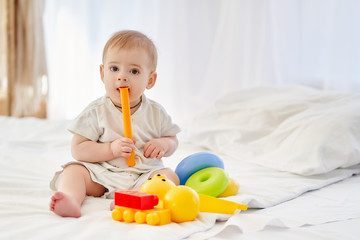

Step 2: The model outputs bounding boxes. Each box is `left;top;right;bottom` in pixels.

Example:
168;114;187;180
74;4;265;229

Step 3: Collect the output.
110;137;135;159
143;139;166;159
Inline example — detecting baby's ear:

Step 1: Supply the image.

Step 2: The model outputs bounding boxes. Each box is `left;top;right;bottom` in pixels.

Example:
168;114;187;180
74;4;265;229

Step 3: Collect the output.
146;72;157;89
100;64;105;83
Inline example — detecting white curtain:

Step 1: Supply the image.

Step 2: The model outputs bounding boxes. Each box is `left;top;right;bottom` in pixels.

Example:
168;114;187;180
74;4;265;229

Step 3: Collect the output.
43;0;360;127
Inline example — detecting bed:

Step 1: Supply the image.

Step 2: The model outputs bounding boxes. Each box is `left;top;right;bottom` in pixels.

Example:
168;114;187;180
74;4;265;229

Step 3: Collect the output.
1;85;360;240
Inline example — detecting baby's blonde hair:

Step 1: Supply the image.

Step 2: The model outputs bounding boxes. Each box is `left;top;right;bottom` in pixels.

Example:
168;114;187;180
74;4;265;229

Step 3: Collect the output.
102;30;158;71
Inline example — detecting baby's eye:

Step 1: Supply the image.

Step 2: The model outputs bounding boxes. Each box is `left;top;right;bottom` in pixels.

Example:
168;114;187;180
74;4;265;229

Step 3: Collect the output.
110;66;119;72
130;69;139;75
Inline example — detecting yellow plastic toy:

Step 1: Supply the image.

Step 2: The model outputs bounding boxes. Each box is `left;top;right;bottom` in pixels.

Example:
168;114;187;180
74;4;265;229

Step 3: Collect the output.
140;173;176;208
218;178;240;197
120;87;135;167
112;206;171;226
199;194;247;214
112;174;247;225
163;186;200;223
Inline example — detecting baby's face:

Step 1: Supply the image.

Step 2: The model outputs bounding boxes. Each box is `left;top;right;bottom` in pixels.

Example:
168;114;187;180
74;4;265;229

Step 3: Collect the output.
100;47;156;107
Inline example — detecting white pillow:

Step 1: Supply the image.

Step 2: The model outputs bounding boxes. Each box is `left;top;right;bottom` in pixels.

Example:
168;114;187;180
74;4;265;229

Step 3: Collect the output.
186;85;360;175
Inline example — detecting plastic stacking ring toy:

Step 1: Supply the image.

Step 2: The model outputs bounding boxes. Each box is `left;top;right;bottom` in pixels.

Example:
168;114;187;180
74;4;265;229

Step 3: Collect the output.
218;178;240;197
175;152;224;185
185;167;229;197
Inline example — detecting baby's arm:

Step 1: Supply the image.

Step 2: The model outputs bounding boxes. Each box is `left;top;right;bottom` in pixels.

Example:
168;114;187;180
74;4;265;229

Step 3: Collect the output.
71;134;135;163
143;136;178;159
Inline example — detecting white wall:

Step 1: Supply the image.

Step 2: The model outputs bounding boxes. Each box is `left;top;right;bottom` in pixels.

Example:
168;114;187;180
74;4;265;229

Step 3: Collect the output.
43;0;360;127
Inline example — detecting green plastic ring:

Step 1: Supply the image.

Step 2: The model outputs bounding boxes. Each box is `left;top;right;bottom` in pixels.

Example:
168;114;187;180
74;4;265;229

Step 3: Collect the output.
185;167;229;197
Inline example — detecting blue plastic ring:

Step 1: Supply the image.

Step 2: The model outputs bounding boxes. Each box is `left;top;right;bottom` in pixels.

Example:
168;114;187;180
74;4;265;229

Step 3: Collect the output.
175;152;224;185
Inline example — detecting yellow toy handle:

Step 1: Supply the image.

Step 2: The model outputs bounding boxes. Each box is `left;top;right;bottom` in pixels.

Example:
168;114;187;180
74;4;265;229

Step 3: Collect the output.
120;87;135;167
198;194;248;214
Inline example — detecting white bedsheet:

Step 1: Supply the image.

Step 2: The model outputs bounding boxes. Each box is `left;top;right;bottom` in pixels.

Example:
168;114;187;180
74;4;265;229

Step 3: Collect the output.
188;174;360;239
0;116;359;240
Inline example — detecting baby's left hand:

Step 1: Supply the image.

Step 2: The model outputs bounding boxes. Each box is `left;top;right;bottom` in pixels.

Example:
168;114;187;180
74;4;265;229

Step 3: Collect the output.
143;139;167;159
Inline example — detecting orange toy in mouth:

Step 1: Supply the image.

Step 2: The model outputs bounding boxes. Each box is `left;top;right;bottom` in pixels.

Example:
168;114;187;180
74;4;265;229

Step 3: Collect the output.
119;87;135;167
118;86;129;92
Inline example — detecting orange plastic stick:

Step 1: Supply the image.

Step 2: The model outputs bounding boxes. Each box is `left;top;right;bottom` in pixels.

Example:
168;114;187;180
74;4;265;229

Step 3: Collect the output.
120;87;135;167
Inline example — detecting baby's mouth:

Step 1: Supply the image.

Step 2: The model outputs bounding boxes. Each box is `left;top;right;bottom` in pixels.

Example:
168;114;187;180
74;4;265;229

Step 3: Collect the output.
117;87;130;93
118;86;129;90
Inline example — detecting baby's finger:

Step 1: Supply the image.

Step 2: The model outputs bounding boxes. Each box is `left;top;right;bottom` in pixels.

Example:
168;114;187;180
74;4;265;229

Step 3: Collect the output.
150;148;161;159
156;150;164;159
121;137;135;144
144;144;155;158
144;144;152;157
122;145;134;153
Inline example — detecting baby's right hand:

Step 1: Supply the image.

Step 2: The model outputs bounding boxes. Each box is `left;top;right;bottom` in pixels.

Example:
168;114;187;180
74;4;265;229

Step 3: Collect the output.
110;137;135;159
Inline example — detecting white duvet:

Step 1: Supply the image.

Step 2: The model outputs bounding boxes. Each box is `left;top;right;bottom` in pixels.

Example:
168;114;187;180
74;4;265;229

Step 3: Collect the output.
187;85;360;175
1;85;360;239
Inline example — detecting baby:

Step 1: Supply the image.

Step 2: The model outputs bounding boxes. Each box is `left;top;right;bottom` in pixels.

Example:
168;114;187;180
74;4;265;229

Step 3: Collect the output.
49;30;180;218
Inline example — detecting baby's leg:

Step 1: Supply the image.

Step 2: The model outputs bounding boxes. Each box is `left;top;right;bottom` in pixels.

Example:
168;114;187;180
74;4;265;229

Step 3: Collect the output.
50;164;105;218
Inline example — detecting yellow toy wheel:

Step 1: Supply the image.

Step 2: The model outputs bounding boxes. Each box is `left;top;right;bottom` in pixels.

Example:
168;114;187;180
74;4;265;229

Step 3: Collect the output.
146;213;160;225
112;208;123;221
123;209;134;223
135;211;146;224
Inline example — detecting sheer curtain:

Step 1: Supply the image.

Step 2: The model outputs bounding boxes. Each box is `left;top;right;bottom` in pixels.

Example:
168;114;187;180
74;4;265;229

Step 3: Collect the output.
43;0;360;127
0;0;48;118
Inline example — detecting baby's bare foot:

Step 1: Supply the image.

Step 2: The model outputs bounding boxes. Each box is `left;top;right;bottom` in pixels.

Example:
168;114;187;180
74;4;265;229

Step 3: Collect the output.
50;192;81;218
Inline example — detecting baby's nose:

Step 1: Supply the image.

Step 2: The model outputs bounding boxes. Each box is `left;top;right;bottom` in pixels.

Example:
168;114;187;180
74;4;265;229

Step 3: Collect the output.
117;73;128;81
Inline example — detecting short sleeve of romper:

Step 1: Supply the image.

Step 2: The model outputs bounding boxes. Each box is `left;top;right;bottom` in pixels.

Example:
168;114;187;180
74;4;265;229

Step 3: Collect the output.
67;97;105;142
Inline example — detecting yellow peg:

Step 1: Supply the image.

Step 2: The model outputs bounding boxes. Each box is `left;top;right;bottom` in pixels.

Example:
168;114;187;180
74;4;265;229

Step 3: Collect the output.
120;87;135;167
198;194;247;214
